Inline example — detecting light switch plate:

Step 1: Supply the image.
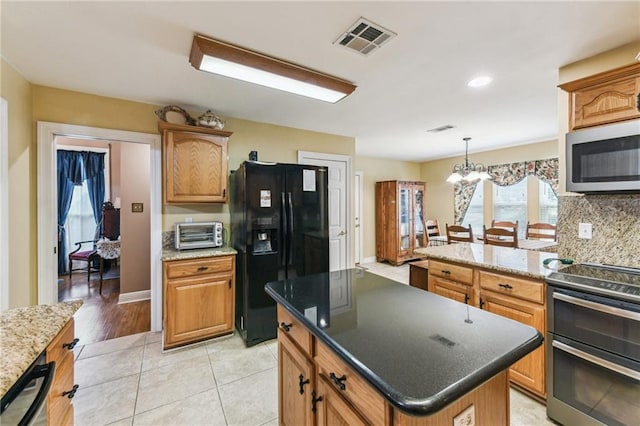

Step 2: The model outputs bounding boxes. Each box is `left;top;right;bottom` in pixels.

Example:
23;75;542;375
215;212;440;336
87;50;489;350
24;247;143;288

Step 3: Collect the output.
578;222;592;239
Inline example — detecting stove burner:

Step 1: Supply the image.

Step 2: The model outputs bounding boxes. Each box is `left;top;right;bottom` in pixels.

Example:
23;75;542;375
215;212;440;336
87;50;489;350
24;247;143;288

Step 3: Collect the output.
547;263;640;303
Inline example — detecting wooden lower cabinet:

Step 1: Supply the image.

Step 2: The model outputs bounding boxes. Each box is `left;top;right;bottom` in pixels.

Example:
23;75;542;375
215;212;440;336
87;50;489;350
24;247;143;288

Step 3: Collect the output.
163;255;235;349
481;290;545;396
316;374;368;426
278;331;315;426
428;260;547;399
46;318;78;425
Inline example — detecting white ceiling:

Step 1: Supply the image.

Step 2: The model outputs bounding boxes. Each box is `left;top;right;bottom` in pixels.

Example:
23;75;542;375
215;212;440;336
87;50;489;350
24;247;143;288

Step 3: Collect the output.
2;1;639;162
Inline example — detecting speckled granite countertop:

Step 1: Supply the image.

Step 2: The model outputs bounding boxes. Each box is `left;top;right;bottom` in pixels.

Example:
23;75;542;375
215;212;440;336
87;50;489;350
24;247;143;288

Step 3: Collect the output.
266;269;543;416
415;242;557;279
161;246;237;261
0;300;82;398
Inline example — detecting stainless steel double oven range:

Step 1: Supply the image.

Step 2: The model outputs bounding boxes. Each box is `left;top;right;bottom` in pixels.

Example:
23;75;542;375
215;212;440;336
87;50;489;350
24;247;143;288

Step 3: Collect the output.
546;263;640;426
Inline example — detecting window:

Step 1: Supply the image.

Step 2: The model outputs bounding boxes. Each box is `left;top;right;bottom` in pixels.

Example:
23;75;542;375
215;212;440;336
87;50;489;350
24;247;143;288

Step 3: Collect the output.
493;179;527;236
461;184;484;233
539;181;558;224
65;182;98;251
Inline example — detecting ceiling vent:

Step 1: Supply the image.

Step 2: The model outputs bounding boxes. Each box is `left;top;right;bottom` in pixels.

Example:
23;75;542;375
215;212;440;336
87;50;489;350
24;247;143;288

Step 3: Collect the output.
427;125;456;133
334;17;396;56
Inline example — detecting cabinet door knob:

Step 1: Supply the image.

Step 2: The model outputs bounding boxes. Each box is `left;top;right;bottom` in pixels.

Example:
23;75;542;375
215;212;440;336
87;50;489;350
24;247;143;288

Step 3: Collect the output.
298;374;310;394
329;372;347;391
280;322;292;332
62;384;79;399
311;391;323;413
62;338;79;350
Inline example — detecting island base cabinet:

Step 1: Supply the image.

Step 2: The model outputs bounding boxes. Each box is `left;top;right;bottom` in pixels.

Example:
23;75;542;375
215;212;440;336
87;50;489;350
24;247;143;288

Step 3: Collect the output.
393;371;509;426
278;331;315;426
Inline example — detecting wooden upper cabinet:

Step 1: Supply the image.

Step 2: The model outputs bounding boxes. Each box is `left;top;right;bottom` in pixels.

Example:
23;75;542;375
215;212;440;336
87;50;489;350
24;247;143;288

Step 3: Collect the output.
159;122;232;203
560;62;640;130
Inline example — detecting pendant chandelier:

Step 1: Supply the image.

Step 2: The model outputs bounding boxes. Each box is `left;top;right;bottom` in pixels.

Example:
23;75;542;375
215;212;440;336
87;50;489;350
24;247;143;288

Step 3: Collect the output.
446;137;491;183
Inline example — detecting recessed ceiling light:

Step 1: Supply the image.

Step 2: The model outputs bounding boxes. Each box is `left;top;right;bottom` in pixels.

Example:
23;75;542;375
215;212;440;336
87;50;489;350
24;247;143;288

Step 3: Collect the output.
467;76;493;88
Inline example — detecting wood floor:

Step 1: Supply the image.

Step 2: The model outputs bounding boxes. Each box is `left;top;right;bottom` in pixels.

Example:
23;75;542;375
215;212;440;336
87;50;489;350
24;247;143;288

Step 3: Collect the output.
58;264;151;345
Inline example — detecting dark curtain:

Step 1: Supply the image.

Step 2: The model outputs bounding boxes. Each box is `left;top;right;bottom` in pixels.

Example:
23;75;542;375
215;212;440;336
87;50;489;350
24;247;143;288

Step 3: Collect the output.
57;150;84;273
83;152;106;241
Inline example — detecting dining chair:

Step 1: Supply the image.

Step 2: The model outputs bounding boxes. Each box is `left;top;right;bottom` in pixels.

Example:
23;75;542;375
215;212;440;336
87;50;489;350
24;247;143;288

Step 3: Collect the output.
426;219;447;246
446;224;474;244
526;222;557;241
491;219;519;231
483;226;518;248
68;240;100;282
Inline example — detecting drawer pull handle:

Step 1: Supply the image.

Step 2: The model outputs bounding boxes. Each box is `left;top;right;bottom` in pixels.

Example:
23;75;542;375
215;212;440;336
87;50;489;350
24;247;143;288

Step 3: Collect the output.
62;384;79;399
311;391;323;413
280;322;293;332
298;374;310;394
498;283;513;290
197;266;209;272
329;372;347;391
464;294;470;304
63;338;79;350
441;270;451;275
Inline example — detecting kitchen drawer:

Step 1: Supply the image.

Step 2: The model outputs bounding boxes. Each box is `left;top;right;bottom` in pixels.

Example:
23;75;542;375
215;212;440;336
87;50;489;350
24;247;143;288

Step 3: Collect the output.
277;305;313;356
428;260;473;285
46;319;76;365
165;256;233;279
315;340;387;426
478;270;543;304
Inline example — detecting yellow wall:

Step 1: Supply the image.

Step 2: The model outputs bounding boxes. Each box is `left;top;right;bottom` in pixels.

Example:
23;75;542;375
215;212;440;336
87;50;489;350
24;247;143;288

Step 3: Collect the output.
557;41;640;194
420;140;558;228
5;80;356;306
1;60;34;308
355;156;422;260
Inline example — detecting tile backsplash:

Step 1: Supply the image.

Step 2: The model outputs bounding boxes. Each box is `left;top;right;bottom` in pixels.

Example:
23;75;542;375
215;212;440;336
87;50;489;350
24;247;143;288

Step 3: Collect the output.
558;194;640;267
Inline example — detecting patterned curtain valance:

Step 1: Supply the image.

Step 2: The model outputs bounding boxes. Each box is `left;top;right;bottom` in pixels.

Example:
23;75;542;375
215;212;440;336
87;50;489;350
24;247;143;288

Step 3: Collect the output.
453;157;559;224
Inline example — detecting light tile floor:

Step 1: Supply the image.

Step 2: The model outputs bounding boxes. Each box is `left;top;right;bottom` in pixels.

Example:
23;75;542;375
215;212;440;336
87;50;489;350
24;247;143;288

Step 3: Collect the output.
71;261;555;426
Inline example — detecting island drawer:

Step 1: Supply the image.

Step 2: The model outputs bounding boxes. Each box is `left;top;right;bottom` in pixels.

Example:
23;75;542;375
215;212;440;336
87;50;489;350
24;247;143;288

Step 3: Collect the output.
478;270;543;304
428;260;473;285
277;305;313;356
164;256;233;279
315;340;386;426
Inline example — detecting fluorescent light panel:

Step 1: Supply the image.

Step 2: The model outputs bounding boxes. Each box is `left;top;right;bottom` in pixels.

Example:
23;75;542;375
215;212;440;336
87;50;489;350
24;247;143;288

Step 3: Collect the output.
190;35;356;103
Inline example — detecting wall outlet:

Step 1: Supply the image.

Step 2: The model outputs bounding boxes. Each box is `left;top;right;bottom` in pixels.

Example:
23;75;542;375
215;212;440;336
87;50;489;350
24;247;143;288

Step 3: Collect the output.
578;222;592;239
453;404;475;426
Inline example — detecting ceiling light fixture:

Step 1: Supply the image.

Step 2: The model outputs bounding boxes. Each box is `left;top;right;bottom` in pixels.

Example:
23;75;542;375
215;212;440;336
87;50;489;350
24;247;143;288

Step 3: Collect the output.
446;137;492;183
467;76;493;88
189;34;357;103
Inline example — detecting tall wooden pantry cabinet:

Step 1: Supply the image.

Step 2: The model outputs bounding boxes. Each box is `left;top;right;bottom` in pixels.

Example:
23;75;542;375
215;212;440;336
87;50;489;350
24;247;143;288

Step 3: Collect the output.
375;180;427;265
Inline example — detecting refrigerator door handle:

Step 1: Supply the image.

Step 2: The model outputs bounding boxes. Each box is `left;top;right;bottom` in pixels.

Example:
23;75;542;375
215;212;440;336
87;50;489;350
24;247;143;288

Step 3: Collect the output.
281;192;287;267
287;192;294;266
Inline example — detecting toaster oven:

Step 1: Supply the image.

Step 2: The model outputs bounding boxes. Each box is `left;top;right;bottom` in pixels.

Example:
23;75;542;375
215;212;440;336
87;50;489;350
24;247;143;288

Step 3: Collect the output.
174;221;224;250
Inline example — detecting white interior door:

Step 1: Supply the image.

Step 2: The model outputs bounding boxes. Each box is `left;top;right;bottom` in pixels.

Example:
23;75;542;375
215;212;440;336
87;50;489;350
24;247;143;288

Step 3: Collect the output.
354;172;363;265
298;151;351;271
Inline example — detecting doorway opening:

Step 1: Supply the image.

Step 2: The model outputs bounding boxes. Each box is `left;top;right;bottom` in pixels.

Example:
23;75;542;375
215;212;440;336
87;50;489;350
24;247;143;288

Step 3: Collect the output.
37;122;162;344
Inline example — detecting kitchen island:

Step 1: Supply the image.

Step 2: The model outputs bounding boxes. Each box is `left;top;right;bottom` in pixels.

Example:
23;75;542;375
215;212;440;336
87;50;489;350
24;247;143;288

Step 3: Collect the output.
265;269;543;425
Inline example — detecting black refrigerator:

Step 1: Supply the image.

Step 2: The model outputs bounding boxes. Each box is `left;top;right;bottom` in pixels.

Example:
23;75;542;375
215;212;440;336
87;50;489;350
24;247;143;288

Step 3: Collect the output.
230;161;329;346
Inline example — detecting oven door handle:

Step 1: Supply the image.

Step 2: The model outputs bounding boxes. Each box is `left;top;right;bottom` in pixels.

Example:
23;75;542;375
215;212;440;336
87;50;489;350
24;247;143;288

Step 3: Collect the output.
552;340;640;381
553;292;640;321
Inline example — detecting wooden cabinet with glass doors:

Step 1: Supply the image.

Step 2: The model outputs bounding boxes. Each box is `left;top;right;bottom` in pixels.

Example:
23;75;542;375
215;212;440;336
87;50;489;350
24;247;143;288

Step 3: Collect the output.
375;180;427;265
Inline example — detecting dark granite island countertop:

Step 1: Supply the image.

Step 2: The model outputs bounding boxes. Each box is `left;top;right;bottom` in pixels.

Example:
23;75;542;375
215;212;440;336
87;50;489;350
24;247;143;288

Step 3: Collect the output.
265;269;543;417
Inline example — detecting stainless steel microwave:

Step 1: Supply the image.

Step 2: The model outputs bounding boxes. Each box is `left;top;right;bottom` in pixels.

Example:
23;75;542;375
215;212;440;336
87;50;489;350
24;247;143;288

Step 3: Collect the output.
566;119;640;193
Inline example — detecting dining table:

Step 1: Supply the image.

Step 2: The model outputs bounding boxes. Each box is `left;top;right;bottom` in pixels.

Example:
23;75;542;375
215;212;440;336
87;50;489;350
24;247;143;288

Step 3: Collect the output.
428;235;557;252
